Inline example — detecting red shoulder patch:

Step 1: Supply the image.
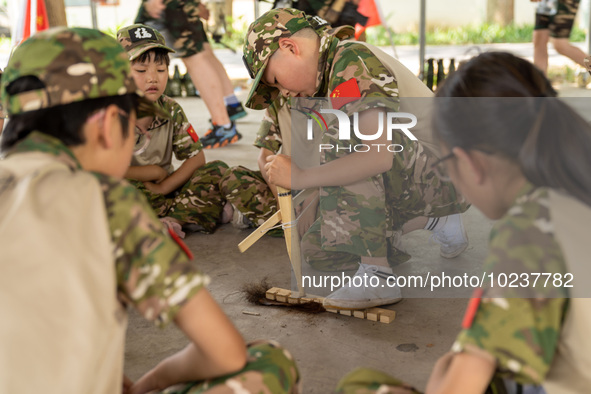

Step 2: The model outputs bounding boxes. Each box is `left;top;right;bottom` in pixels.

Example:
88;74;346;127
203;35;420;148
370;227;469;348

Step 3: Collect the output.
187;124;199;142
461;288;483;329
330;78;361;110
168;227;194;260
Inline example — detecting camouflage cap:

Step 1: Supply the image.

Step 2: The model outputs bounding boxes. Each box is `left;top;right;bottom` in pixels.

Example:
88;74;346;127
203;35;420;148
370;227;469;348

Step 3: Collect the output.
117;24;175;61
243;8;331;109
1;27;155;117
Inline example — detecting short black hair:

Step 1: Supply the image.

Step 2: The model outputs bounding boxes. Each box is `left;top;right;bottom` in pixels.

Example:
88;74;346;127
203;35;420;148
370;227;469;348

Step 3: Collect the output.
132;48;171;67
1;76;138;152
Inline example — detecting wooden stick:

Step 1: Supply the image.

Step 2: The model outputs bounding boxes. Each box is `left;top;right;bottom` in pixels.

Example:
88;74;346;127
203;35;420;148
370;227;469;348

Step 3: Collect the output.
276;186;305;297
238;210;282;253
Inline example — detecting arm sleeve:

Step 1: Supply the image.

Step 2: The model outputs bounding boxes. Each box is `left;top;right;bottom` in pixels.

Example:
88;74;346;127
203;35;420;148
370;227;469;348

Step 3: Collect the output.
169;98;203;161
453;199;569;385
253;100;283;154
96;173;210;327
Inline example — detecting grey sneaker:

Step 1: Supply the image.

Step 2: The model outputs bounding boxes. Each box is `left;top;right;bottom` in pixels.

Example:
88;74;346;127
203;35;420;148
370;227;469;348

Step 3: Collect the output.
323;263;402;310
430;214;469;258
231;206;252;229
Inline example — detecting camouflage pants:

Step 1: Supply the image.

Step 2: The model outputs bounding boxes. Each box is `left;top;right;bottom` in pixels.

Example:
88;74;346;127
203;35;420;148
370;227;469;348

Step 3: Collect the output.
131;160;228;233
302;134;469;271
219;166;278;227
161;340;300;394
534;0;580;38
334;367;538;394
136;0;208;57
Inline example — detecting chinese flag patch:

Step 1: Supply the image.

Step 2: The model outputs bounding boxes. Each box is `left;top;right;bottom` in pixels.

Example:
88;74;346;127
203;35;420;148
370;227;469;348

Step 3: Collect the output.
187;124;199;142
461;288;483;329
168;227;194;260
330;78;361;110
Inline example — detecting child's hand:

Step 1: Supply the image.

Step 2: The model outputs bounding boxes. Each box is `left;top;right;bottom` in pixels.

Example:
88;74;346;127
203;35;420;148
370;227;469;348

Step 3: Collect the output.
143;181;165;195
122;375;133;394
144;0;166;18
265;154;302;190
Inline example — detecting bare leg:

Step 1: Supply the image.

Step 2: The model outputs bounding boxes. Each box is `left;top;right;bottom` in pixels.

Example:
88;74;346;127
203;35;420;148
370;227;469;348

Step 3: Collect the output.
533;29;550;74
182;43;233;125
552;37;588;67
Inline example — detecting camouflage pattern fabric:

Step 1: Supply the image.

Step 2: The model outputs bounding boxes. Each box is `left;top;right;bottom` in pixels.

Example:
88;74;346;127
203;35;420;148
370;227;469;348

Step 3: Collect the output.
219;166;278;227
534;0;580;38
243;8;332;109
131;160;228;233
131;95;203;174
335;367;421;394
0;27;150;116
135;0;209;57
9;132;210;327
253;97;287;154
300;39;468;267
161;340;300;393
453;183;569;386
117;23;175;61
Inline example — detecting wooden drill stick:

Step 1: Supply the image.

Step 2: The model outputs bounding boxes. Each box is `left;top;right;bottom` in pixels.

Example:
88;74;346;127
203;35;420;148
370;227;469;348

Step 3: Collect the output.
276;186;304;297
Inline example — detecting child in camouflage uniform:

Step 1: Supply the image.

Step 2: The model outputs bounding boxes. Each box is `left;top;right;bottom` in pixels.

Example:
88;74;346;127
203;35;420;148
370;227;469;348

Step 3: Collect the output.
117;24;231;236
336;52;591;394
242;9;470;310
0;27;298;393
135;0;245;148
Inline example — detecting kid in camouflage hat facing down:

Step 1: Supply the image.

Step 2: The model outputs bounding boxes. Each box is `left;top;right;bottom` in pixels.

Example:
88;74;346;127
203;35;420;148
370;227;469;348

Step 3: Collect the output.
243;8;470;310
0;27;299;393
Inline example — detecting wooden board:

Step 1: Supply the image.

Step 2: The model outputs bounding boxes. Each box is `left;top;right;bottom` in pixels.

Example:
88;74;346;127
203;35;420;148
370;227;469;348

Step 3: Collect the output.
265;287;396;324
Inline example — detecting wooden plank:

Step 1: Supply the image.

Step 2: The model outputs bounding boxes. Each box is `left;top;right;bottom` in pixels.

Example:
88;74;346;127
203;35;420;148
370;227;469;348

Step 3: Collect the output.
265;287;281;301
265;288;395;323
275;288;291;303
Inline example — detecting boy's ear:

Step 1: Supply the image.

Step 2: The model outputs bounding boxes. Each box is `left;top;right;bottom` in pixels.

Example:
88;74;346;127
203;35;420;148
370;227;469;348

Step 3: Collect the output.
452;147;487;186
96;105;121;150
277;37;300;55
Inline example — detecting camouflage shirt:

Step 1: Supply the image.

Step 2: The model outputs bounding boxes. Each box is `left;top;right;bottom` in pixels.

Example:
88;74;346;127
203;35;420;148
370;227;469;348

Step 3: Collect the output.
253;96;288;154
9;132;210;327
132;95;202;174
452;183;569;385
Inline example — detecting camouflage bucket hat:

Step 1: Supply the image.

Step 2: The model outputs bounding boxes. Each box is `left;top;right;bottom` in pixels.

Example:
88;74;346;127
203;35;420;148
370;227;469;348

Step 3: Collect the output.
243;8;330;109
117;24;175;61
1;27;157;117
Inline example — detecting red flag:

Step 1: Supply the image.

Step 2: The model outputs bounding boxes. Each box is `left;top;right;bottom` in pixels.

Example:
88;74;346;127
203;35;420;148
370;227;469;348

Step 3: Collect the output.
36;0;49;31
186;124;199;142
330;79;361;110
22;0;49;41
355;0;382;40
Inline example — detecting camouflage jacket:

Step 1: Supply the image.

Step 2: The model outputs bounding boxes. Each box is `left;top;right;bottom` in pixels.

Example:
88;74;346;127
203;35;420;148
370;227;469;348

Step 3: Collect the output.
132;95;202;174
253;96;288;154
7;132;210;327
453;183;569;385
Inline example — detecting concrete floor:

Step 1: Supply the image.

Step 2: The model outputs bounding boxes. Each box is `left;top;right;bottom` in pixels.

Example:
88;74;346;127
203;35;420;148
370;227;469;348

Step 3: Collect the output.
123;53;591;392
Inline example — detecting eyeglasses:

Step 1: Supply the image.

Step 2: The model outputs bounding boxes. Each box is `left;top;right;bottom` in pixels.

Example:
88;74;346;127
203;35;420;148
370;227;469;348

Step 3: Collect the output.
430;152;455;182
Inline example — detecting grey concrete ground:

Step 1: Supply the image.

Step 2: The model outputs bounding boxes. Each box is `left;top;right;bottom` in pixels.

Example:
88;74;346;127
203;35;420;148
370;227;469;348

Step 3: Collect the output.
123;47;591;393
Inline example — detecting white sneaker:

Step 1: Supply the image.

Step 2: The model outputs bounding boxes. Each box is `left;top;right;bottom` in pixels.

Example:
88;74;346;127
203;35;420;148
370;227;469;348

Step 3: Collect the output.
323;264;402;310
430;214;468;258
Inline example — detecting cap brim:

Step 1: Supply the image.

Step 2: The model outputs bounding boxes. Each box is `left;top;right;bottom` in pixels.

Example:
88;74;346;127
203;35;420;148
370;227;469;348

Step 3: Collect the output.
129;43;175;61
245;61;279;110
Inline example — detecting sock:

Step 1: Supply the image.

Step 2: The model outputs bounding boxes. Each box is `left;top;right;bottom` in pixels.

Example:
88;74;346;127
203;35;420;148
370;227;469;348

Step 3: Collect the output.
425;217;447;232
221;122;232;129
223;94;239;106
